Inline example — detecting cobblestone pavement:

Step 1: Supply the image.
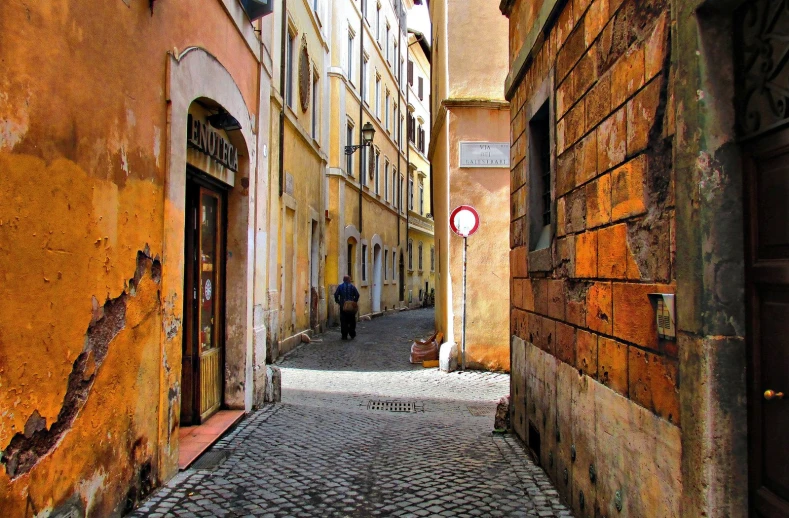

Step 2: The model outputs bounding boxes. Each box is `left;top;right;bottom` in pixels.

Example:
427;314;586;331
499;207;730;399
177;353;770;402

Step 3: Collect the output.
132;309;572;517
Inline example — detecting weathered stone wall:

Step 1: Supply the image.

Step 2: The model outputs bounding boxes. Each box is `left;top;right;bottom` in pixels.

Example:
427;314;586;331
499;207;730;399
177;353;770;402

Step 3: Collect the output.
504;0;680;515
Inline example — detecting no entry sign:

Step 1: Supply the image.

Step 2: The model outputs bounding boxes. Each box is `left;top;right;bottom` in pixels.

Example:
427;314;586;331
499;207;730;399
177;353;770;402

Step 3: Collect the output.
450;205;480;237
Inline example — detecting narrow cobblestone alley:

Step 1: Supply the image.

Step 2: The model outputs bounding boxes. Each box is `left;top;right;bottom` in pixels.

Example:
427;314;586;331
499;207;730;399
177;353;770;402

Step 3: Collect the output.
132;310;571;518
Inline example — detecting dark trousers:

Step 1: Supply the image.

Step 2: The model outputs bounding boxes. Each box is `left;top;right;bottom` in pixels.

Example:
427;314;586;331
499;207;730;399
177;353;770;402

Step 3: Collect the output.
340;310;356;339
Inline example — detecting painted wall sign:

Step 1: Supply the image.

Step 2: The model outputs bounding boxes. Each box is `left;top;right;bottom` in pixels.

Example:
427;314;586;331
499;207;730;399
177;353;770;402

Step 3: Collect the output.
459;142;510;168
187;114;239;172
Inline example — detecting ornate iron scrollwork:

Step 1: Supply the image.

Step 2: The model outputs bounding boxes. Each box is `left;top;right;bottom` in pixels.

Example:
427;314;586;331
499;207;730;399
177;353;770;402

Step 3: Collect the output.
736;0;789;138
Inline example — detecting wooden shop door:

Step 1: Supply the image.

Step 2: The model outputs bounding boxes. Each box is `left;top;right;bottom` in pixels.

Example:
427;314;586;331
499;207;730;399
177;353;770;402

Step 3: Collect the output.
744;129;789;517
181;173;226;426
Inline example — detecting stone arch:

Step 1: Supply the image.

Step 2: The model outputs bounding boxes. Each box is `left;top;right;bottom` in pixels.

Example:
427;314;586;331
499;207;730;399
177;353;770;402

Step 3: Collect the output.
161;47;259;471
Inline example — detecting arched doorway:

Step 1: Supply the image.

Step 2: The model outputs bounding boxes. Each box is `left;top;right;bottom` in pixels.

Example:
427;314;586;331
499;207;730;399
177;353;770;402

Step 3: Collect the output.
179;98;248;425
372;244;382;312
399;251;405;303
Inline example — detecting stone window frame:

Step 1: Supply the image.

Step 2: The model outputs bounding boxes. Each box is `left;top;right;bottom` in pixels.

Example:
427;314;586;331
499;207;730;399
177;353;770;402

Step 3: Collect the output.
525;73;555;273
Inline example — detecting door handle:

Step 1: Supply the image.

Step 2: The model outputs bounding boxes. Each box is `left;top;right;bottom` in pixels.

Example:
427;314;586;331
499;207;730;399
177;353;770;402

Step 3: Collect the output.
764;390;785;401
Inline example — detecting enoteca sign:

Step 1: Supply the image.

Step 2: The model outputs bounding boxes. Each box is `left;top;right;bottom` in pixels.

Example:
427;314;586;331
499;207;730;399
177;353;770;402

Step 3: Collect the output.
459;142;510;168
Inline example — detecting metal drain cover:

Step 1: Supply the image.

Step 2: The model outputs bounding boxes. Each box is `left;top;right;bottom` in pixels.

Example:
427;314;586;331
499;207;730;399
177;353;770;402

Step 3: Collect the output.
467;405;494;416
191;450;231;470
367;400;423;412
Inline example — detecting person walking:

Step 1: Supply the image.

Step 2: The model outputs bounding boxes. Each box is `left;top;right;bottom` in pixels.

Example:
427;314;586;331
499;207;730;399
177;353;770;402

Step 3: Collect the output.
334;275;360;340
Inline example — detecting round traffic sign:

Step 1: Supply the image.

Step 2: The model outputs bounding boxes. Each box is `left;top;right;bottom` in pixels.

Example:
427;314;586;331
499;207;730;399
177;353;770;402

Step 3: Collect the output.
450;205;480;237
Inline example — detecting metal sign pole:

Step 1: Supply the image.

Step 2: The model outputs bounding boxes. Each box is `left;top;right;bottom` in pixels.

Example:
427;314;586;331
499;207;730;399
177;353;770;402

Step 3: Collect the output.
461;236;468;371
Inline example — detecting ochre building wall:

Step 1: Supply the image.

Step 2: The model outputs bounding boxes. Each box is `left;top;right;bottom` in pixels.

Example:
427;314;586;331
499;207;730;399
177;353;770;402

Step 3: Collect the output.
504;0;679;515
0;1;263;515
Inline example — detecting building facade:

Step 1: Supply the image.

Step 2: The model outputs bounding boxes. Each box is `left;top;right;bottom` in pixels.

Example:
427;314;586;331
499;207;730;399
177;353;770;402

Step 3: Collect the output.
503;0;785;515
325;0;411;322
428;0;511;371
265;0;330;358
0;1;275;515
405;30;436;309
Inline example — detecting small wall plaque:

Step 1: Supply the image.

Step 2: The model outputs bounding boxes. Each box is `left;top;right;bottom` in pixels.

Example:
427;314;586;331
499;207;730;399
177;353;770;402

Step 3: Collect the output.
459;142;510;168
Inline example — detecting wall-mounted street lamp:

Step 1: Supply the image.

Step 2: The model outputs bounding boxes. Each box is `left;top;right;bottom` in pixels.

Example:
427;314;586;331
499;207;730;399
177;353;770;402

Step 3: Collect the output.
345;122;376;155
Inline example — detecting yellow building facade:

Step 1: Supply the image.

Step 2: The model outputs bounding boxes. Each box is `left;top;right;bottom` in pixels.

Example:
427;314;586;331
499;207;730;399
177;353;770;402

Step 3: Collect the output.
428;0;511;371
0;1;276;515
405;30;436;308
266;0;330;357
325;0;412;321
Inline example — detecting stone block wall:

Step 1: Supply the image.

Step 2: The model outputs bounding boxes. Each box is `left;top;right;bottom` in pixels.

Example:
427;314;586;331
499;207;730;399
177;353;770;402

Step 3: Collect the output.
505;0;680;515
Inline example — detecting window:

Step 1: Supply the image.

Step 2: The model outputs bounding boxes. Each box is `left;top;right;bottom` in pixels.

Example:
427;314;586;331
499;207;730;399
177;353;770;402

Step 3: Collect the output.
408;240;413;270
392;168;398;207
347;241;354;277
393;105;398;136
362;244;367;281
419;181;424;215
393;41;398;72
360;145;367;187
346;121;354;176
392;250;397;279
400;58;405;90
385;24;391;62
362;0;367;20
374;150;380;195
430;246;435;271
384;249;388;280
529;101;552;251
376;4;381;42
384;161;389;201
362;56;369;104
418;242;423;271
312;69;319;140
375;75;381;118
418;76;423;100
400;116;405;149
408;59;414;85
409;176;414;210
347;31;355;82
385;91;391;131
286;30;296;108
399;175;404;213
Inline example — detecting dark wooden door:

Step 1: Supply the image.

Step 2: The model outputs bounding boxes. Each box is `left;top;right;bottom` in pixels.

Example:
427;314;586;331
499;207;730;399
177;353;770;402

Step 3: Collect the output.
181;173;226;426
745;129;789;517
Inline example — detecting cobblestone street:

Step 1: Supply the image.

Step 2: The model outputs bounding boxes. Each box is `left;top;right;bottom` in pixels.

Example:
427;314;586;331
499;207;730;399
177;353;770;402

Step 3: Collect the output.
132;309;571;517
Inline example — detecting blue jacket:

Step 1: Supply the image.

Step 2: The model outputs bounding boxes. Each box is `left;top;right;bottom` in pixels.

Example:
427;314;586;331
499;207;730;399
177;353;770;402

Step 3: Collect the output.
334;281;360;304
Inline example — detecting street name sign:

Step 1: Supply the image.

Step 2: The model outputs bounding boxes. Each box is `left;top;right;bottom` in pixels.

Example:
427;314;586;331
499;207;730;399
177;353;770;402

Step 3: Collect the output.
459;142;510;168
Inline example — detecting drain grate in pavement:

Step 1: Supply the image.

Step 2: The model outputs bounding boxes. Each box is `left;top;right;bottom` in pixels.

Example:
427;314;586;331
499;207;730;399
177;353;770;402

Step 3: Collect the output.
367;400;424;412
467;405;494;416
191;450;232;470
